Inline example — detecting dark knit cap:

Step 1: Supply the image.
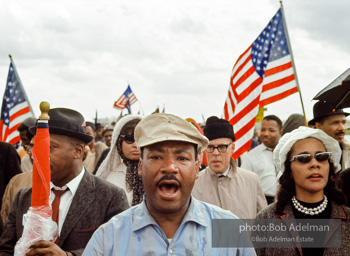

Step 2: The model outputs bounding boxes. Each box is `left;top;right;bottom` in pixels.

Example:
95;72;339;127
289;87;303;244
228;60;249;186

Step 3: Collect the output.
204;116;235;141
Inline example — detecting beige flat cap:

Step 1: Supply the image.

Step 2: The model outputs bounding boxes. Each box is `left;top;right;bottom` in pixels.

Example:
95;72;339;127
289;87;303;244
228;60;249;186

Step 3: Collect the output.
135;113;208;154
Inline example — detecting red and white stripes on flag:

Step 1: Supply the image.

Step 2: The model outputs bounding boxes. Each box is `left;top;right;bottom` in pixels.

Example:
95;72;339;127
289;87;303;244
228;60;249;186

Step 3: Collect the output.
224;8;298;159
113;85;138;109
0;60;34;145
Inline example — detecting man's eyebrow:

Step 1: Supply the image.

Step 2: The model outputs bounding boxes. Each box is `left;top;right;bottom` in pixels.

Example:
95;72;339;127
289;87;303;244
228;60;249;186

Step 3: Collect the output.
147;147;165;153
174;149;192;154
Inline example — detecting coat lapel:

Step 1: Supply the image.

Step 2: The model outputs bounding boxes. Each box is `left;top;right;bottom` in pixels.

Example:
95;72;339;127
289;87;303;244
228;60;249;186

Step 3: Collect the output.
279;204;303;255
280;201;348;254
323;202;347;247
58;171;96;246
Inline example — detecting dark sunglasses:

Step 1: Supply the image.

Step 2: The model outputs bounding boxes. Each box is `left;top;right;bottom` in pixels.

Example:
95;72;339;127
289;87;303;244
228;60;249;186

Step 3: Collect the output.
290;152;332;163
119;134;135;144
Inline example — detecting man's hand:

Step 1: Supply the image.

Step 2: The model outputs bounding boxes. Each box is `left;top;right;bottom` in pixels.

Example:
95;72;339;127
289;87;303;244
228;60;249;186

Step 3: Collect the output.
26;240;71;256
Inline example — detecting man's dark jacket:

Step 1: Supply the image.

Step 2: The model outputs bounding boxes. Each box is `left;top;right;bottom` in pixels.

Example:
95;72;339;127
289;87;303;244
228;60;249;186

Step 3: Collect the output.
0;170;129;255
0;142;22;210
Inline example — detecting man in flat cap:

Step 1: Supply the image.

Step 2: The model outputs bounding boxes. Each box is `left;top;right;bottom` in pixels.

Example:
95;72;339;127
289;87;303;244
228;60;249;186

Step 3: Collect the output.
83;113;256;255
309;101;350;170
192;116;267;218
0;108;129;256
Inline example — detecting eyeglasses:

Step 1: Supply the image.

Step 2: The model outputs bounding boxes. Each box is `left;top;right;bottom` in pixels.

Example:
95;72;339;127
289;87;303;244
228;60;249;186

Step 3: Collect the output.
206;143;232;153
290;152;332;163
119;134;135;144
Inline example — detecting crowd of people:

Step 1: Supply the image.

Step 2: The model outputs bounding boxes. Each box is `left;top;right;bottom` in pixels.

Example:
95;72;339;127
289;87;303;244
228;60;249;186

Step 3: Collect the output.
0;98;349;255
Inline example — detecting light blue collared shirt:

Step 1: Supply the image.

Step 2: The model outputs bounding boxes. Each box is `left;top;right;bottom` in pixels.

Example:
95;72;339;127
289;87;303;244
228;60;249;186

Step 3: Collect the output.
83;196;256;256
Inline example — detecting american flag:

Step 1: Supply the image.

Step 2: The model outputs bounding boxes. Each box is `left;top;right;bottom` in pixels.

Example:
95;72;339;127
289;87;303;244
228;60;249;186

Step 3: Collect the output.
0;60;34;145
113;85;138;109
224;8;298;159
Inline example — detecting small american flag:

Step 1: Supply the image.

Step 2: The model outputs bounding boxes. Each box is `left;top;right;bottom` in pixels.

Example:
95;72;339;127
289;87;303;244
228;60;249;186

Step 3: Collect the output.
224;8;298;159
113;85;138;109
0;60;34;145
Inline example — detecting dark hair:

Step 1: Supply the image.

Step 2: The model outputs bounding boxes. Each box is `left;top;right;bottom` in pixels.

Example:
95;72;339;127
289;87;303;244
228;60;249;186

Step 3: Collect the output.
86;122;96;132
275;149;346;215
119;119;140;137
140;144;198;160
17;123;28;132
17;123;33;140
95;122;103;130
263;115;282;130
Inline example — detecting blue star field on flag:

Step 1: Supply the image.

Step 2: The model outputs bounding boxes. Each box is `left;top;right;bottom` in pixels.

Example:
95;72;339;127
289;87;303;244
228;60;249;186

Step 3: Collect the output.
251;9;289;78
1;63;27;125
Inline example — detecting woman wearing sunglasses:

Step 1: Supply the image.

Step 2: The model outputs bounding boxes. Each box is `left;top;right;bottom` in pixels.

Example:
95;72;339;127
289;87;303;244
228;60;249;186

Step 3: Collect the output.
95;115;144;207
253;126;349;256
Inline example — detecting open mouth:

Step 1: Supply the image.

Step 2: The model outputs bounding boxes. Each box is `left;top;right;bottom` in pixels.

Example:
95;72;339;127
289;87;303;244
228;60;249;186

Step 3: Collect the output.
158;180;180;199
307;174;322;179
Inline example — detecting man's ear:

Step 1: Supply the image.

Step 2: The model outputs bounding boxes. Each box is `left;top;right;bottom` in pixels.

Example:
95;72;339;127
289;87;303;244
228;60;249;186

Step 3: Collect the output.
195;155;200;179
231;142;235;152
74;144;85;159
315;122;322;129
138;158;143;176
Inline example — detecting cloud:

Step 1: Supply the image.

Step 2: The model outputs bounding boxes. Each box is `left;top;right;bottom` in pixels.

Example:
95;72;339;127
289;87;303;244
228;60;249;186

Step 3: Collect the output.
0;0;349;125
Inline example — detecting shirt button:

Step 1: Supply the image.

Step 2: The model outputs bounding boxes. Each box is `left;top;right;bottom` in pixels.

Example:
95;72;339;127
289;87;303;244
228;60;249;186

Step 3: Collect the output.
169;248;173;254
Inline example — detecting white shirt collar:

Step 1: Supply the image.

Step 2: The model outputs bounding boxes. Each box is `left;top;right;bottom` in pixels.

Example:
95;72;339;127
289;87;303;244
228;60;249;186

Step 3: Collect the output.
50;167;85;197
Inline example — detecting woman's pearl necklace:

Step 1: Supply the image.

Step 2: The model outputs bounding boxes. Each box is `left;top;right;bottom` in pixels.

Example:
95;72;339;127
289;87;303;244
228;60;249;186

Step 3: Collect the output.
291;195;328;215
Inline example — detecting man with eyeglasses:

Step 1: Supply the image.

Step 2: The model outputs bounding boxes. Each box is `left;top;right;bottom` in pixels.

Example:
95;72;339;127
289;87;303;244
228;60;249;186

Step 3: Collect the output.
192;116;267;219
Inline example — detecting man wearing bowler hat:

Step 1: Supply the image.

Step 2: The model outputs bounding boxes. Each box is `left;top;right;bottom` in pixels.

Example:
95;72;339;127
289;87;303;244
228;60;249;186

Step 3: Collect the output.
309;100;350;170
83;113;256;255
0;108;129;256
193;116;267;218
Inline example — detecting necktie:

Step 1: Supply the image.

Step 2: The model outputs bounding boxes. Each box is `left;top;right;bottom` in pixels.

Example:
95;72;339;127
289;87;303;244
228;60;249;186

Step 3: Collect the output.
51;188;68;243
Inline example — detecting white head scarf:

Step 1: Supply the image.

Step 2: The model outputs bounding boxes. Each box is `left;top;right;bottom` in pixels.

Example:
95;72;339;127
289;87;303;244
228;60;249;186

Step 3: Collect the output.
95;115;142;179
274;126;342;179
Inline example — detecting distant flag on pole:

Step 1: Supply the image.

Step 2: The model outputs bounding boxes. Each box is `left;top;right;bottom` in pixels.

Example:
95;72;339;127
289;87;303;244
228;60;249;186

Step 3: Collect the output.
224;8;298;159
152;107;159;114
0;56;35;146
113;85;138;110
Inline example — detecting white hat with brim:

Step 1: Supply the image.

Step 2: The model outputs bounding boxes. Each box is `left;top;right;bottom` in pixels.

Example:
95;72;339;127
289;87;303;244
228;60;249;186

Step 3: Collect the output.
274;126;342;179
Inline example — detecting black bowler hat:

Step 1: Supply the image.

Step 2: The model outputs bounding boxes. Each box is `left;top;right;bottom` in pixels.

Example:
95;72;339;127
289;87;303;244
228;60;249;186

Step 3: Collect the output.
29;108;94;143
204;116;235;141
308;101;349;126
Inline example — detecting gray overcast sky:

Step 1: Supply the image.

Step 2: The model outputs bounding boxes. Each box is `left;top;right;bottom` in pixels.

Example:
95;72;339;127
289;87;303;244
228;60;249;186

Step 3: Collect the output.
0;0;349;124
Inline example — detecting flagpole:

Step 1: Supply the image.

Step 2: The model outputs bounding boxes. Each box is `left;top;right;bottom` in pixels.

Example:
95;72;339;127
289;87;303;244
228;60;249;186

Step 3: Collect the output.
280;2;308;125
8;54;36;117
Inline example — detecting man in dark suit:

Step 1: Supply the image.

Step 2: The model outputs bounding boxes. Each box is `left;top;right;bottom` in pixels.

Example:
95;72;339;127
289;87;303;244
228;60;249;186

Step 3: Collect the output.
0;141;22;211
0;108;129;256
